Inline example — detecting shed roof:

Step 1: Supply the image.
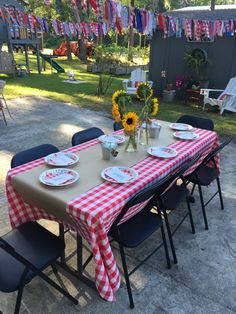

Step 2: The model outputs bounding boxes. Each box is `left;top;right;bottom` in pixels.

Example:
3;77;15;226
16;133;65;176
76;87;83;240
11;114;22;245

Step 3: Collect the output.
163;4;236;20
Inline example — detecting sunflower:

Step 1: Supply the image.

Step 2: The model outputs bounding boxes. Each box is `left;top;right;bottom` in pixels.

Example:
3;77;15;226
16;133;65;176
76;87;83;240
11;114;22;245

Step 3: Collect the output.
151;102;158;116
122;112;138;132
112;104;121;122
136;82;153;101
150;98;159;116
112;90;126;106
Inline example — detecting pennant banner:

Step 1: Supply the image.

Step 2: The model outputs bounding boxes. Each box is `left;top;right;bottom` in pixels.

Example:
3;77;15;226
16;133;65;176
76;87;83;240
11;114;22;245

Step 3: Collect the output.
2;4;236;40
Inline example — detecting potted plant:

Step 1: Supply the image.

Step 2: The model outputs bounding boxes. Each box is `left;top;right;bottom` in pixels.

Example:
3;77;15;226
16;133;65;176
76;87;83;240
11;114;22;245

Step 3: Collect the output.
185;48;209;88
162;83;176;102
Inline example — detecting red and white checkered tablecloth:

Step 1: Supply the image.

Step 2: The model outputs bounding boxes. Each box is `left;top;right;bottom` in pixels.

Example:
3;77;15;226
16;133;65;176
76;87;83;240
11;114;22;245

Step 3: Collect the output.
5;128;219;302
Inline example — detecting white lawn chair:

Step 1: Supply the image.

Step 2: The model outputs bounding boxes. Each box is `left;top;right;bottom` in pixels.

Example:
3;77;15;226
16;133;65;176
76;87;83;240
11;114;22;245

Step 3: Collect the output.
122;68;153;95
200;77;236;114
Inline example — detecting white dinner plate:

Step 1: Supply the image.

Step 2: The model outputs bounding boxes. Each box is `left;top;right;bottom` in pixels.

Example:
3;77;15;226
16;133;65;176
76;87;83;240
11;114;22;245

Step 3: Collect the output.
98;134;125;144
173;131;199;140
147;146;178;158
169;123;193;131
45;152;79;166
39;168;79;186
101;166;138;183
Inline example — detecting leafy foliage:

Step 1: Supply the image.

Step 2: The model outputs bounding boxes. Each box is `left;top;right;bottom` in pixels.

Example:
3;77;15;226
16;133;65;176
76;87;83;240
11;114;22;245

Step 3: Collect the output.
185;48;207;76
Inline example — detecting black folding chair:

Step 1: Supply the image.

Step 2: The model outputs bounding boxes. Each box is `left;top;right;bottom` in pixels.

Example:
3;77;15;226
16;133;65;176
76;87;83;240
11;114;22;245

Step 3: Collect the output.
157;154;201;265
11;143;95;291
11;144;67;260
71;127;104;146
0;222;78;314
113;121;123;131
176;115;214;131
11;144;59;168
185;138;232;230
108;175;173;308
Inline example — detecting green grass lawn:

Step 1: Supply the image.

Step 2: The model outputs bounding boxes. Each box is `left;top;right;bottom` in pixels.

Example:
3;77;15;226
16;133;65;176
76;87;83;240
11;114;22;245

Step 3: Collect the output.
1;52;236;137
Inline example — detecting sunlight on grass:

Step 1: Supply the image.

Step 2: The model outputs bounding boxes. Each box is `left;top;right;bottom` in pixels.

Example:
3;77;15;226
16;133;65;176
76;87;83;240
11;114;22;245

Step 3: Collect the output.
78;94;107;104
1;53;235;137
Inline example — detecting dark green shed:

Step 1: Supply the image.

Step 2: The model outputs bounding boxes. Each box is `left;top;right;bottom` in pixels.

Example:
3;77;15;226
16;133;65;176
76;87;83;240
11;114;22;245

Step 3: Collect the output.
149;5;236;93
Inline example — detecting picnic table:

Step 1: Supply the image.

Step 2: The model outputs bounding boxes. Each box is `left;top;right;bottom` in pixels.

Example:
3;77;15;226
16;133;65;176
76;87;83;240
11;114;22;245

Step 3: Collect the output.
5;120;219;302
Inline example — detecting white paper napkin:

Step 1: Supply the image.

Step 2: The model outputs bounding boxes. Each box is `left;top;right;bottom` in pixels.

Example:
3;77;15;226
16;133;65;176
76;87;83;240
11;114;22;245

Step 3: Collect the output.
45;173;74;185
180;132;195;139
151;148;167;157
107;168;131;182
51;153;73;165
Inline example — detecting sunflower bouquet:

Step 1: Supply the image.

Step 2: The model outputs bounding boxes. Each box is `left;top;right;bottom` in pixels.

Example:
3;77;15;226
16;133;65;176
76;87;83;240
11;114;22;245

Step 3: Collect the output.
111;84;158;151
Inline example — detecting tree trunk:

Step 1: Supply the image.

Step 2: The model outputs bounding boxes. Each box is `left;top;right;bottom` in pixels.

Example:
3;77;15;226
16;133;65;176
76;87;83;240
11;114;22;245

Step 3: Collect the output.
66;35;72;61
71;0;87;63
210;0;215;11
128;0;135;62
98;25;103;45
157;0;166;13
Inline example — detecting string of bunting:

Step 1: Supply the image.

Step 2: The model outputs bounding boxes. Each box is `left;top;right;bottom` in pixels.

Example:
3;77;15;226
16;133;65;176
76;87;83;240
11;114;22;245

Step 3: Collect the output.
158;13;236;40
0;2;157;39
1;3;236;40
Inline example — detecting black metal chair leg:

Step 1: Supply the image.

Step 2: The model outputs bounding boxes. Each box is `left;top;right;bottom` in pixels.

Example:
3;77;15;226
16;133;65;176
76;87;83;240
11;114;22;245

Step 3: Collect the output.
160;225;171;269
37;269;78;304
191;183;196;195
14;285;24;314
118;242;134;309
186;200;195;234
162;210;177;264
77;235;83;273
216;177;224;210
198;184;209;230
14;269;28;314
51;264;58;275
59;223;65;264
83;253;93;270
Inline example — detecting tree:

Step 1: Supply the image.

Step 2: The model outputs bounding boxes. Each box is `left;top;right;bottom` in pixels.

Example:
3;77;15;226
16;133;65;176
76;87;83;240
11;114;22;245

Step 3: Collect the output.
58;0;73;61
210;0;215;10
70;0;87;63
128;0;135;61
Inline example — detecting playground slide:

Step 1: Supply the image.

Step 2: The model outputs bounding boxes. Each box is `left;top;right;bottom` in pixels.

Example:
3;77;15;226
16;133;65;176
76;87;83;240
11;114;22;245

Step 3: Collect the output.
39;52;65;73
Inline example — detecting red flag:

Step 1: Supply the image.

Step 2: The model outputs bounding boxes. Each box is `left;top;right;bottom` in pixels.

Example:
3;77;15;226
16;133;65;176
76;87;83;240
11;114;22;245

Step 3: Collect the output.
88;0;98;12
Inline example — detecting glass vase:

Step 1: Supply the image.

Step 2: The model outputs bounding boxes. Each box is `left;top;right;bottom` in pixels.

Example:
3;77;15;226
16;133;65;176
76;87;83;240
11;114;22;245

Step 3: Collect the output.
124;130;137;152
138;122;150;147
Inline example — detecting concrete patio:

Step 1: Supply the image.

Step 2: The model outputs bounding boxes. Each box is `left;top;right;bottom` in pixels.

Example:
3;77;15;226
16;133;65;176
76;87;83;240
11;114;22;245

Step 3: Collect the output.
0;97;236;314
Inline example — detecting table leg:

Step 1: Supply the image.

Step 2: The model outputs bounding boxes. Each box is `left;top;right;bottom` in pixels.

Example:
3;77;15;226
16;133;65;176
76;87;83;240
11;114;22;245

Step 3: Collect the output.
56;260;96;290
56;231;96;291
